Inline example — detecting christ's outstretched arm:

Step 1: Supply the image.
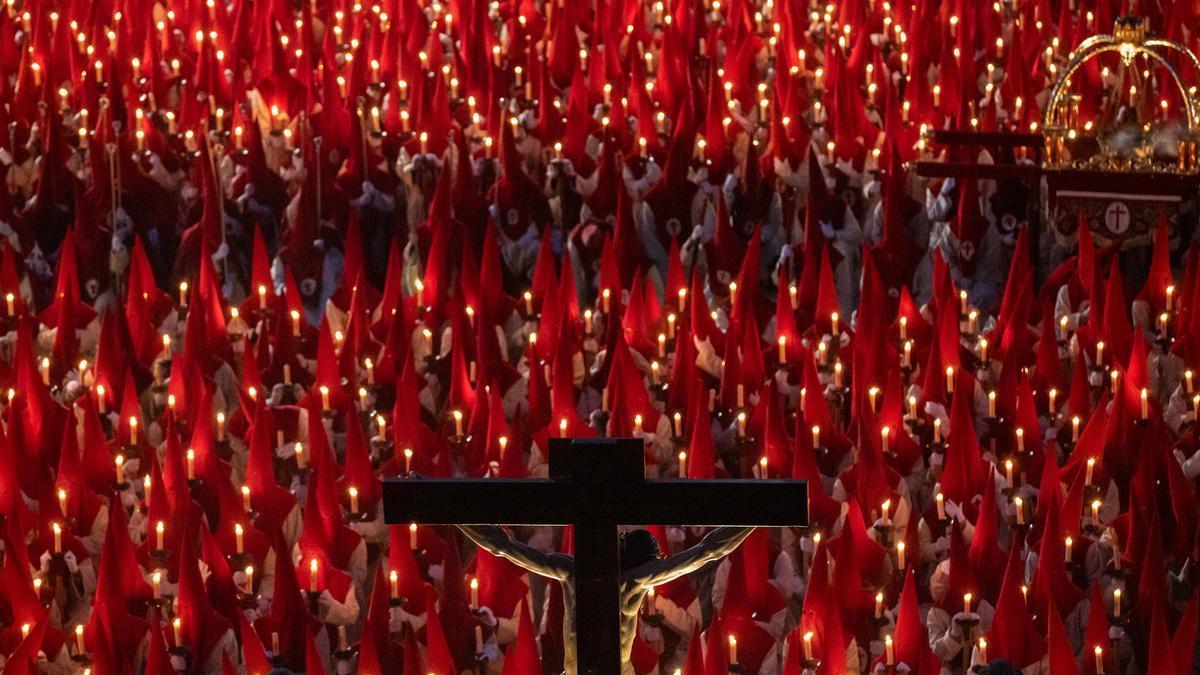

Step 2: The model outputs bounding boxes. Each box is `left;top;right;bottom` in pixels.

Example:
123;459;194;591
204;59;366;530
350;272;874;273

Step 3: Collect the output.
457;525;575;582
627;527;755;589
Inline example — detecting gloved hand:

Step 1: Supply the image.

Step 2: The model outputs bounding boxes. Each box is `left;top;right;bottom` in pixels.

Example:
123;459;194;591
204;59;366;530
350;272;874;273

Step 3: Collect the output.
473;606;498;627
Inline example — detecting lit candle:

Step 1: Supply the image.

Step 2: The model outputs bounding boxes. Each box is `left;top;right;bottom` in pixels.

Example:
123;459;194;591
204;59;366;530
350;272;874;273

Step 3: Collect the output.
178;281;189;307
96;384;106;413
186;448;195;480
978;337;989;362
1065;536;1073;563
348;486;359;514
1072;416;1082;441
320;385;330;411
453;409;464;437
977;637;988;663
830;312;839;337
1014;497;1025;524
963;592;973;615
812;424;821;449
114;454;125;484
559;418;569;437
1167;285;1176;311
1141;388;1149;419
874;591;884;618
172;618;182;647
678;451;688;478
673;412;682;437
155;520;165;550
936;492;946;520
216;412;226;441
933;417;942;442
129;417;139;445
75;625;85;654
152;571;162;597
1096;340;1105;366
377;415;387;439
470;577;479;608
736;412;746;438
365;358;375;385
896;541;906;569
946;366;955;393
1085;457;1096;486
1015;427;1025;453
53;522;62;553
1048;388;1057;414
58;488;68;516
245;566;254;594
242;485;252;512
1005;459;1014;488
778;336;787;363
409;523;418;549
899;316;907;341
802;631;814;660
257;285;268;310
885;635;895;665
235;523;244;554
1095;646;1105;674
4;293;13;316
1113;588;1122;617
290;310;301;337
404;448;413;474
309;558;319;593
728;635;737;665
1091;499;1102;526
988;391;997;418
758;456;768;479
881;426;890;454
390;570;400;599
295;443;306;469
1187;370;1195;394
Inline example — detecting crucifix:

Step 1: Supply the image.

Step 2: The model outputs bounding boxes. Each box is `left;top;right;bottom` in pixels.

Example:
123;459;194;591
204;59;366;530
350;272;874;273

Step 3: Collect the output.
383;437;808;675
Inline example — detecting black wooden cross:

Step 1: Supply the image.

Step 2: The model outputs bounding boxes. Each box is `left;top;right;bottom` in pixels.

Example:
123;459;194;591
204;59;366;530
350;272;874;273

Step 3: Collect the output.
382;437;808;675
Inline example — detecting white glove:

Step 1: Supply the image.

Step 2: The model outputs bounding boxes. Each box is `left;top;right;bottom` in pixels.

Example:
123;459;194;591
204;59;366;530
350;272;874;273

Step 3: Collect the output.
479;643;501;660
475;606;498;627
426;563;444;584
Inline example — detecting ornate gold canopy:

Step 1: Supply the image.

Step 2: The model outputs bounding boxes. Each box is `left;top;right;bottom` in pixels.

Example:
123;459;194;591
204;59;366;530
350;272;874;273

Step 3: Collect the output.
1042;17;1200;172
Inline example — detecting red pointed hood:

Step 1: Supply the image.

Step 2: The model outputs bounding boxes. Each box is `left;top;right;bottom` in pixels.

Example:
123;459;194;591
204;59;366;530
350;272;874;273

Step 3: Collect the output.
986;544;1046;668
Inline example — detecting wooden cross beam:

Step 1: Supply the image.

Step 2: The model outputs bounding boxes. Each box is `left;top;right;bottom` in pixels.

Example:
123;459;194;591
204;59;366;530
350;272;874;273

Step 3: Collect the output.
383;438;808;675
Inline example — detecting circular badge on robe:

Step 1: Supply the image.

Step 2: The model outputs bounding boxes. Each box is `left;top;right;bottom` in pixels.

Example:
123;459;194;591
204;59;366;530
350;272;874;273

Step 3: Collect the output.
665;218;683;237
959;240;976;261
300;278;318;297
999;213;1018;234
